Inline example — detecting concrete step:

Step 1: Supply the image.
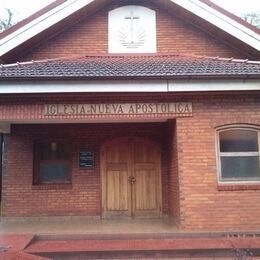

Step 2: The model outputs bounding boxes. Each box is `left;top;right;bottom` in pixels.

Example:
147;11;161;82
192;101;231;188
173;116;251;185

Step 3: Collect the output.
23;234;260;259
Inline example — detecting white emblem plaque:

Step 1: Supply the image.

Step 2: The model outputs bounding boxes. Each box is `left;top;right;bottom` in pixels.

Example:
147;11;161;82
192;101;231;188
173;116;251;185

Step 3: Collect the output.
109;5;157;53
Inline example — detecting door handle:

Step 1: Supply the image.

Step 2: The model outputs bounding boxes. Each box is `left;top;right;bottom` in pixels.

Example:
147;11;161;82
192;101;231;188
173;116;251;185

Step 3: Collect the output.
128;176;136;185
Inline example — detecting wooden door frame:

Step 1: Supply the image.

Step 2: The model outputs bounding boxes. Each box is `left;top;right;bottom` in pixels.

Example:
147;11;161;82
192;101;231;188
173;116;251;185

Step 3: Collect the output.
101;137;162;219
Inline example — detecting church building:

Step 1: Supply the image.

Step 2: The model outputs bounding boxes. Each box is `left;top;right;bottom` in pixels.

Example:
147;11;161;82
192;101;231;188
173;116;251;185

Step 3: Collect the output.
0;0;260;232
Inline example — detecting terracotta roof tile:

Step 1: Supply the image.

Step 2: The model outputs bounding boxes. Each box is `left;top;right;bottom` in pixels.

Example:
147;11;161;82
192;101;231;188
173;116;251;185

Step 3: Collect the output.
0;55;260;80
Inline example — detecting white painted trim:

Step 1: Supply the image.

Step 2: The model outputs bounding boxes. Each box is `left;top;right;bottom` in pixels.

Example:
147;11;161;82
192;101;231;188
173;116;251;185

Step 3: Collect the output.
216;125;260;184
0;0;94;57
220;152;259;157
0;80;168;93
170;0;260;51
0;80;259;94
169;80;260;92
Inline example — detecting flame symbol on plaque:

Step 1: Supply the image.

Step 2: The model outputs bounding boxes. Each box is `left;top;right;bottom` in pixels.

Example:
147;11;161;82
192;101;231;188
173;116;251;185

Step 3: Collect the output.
118;11;146;48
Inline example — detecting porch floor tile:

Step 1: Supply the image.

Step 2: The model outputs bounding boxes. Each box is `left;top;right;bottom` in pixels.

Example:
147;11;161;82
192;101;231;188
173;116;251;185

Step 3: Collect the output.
0;218;178;235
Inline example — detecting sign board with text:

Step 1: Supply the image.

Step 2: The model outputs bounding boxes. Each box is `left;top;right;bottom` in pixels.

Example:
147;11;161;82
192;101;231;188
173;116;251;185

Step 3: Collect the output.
44;103;192;117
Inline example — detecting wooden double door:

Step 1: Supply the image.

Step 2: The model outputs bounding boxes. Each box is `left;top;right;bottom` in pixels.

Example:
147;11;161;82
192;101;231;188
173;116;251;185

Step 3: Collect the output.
101;137;162;218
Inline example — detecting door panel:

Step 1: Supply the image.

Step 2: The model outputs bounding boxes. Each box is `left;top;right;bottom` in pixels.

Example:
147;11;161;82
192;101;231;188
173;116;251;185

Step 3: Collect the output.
106;144;128;164
135;169;157;210
106;169;128;211
102;139;130;217
101;137;161;218
132;140;160;216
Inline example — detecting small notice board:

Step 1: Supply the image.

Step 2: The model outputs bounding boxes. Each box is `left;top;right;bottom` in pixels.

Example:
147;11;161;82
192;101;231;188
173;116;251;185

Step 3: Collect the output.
79;149;94;169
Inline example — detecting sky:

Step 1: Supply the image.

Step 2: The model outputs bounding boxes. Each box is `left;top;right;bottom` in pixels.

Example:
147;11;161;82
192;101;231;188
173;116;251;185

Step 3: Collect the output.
0;0;260;23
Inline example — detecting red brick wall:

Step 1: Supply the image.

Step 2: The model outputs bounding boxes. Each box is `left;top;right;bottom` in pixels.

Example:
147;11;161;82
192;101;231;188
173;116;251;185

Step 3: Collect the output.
2;122;169;217
167;120;181;226
1;93;260;232
19;1;245;62
176;94;260;231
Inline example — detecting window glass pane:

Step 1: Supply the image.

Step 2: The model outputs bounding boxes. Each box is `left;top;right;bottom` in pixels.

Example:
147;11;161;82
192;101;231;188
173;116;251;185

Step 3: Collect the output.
221;156;260;179
39;142;70;160
220;129;258;152
39;162;70;182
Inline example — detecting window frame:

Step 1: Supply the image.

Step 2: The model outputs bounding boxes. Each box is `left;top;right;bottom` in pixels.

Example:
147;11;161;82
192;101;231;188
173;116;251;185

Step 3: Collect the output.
216;125;260;184
33;139;72;185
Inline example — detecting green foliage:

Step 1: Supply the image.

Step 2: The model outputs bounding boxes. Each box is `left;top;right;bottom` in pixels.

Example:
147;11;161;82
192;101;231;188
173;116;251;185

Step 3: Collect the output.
242;12;260;29
0;8;15;32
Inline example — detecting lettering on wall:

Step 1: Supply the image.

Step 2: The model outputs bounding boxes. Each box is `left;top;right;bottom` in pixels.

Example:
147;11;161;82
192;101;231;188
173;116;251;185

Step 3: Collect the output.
44;103;192;117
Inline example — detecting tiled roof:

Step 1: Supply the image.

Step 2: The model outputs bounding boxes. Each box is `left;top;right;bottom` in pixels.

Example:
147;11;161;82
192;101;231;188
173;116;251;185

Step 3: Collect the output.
0;55;260;80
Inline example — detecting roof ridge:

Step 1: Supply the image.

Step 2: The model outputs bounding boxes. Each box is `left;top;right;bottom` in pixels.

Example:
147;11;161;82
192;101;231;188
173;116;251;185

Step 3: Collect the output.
187;54;260;65
1;53;260;68
0;57;62;68
1;53;260;80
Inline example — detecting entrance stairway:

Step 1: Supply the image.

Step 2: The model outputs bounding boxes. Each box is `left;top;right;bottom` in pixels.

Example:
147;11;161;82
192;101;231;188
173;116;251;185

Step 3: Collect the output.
2;232;260;259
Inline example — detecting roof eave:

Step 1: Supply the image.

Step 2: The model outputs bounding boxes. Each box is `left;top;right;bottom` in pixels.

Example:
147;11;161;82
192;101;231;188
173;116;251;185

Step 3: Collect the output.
170;0;260;52
0;0;95;57
0;74;260;81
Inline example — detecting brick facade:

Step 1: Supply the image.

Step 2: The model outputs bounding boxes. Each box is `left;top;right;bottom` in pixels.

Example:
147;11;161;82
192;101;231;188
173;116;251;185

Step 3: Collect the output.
19;1;246;62
2;122;168;217
1;93;260;231
176;94;260;231
1;1;260;232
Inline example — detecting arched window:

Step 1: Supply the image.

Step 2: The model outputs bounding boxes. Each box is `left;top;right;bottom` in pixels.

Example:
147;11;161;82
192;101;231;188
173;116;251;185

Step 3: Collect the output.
216;126;260;182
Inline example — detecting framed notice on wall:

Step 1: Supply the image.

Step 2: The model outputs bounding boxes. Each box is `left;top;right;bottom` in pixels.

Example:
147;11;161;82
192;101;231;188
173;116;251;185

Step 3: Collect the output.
79;149;94;169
